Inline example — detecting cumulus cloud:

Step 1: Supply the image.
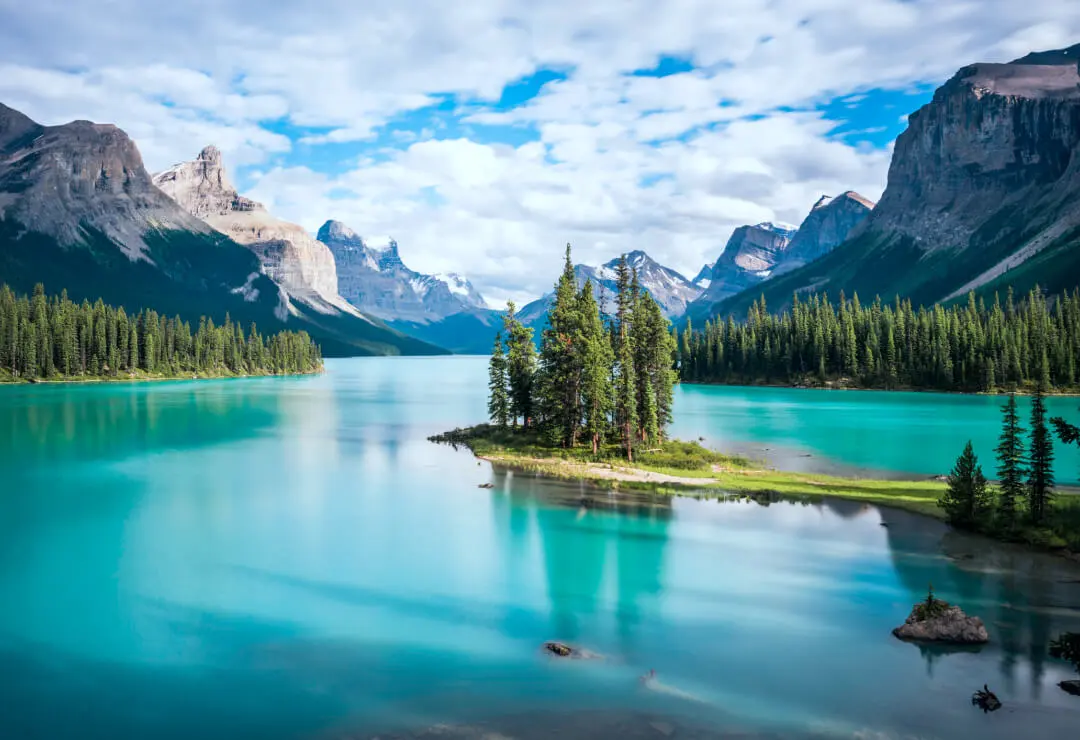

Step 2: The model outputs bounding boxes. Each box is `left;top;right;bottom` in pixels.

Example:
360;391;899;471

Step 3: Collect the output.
1;0;1078;302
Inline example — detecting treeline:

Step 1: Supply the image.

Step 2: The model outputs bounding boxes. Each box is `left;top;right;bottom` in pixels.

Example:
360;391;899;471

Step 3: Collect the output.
488;246;677;459
677;287;1080;392
0;283;323;381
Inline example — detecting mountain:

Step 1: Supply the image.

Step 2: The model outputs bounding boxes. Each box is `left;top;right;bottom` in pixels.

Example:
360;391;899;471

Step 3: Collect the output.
683;222;797;319
691;262;715;289
710;43;1080;319
317;220;487;321
317;219;500;353
0;103;441;356
772;192;875;276
152;147;443;355
518;250;701;330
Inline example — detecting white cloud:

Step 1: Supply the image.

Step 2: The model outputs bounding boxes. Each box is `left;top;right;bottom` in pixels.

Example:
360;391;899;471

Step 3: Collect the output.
1;0;1079;302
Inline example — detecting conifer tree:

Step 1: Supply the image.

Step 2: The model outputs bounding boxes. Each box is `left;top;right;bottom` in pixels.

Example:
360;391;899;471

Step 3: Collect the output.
502;301;536;429
612;256;638;459
536;244;584;445
939;441;991;529
1027;378;1055;525
994;392;1026;531
578;281;614;454
487;332;510;428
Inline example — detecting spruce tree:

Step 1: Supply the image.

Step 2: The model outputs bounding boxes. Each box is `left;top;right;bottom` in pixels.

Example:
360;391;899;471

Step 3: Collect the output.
612;256;638;459
994;392;1026;531
487;332;510;428
938;441;991;529
536;244;584;446
1027;378;1055;525
578;281;614;455
502;301;536;429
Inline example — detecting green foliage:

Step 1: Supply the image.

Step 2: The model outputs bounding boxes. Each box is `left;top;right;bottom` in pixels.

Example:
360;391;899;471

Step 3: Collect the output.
679;286;1080;393
487;332;510;427
1027;379;1055;525
912;584;951;621
0;283;321;381
1049;633;1080;674
938;441;992;529
502;301;536;428
995;392;1026;530
485;247;677;462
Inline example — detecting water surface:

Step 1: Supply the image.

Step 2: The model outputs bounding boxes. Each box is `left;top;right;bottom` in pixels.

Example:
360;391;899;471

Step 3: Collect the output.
1;357;1079;739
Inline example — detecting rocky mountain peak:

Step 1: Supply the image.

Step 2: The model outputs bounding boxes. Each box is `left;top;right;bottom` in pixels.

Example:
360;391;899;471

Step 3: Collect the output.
317;219;363;248
773;191;875;276
198;145;223;164
154;147;348;307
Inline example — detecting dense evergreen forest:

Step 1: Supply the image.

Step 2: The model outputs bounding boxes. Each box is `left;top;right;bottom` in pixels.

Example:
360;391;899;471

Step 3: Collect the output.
488;247;677;459
676;287;1080;393
0;283;323;382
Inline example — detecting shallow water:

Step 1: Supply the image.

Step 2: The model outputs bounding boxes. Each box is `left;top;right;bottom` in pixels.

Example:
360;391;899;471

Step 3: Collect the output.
0;356;1078;739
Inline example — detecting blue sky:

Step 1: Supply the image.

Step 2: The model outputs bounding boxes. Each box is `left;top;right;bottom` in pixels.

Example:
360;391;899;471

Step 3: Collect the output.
1;0;1076;304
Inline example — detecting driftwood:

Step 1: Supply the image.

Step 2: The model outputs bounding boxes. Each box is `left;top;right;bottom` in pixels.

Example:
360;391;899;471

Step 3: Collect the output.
971;685;1001;713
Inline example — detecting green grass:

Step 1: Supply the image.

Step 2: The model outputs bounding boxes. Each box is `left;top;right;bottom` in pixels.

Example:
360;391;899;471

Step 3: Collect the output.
430;424;1080;553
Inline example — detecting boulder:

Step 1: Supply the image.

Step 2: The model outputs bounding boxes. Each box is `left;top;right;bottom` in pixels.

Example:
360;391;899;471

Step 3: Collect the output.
893;603;989;644
542;641;601;659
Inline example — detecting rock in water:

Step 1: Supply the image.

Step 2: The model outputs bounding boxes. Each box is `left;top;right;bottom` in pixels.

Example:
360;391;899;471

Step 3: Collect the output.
893;603;989;644
972;685;1002;712
1060;680;1080;697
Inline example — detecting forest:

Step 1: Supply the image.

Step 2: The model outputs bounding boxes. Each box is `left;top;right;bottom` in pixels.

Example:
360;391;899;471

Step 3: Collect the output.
488;247;677;460
676;287;1080;393
0;283;323;381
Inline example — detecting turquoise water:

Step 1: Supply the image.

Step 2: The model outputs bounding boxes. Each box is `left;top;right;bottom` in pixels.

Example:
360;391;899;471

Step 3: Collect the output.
674;383;1080;483
1;356;1079;739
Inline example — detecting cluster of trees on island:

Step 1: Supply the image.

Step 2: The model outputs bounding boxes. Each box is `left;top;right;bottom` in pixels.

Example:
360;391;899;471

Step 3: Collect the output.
0;284;323;381
487;247;676;459
676;287;1080;393
940;379;1080;546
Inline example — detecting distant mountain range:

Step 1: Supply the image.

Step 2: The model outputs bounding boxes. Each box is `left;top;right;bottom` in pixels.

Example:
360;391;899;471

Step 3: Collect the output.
2;43;1078;355
518;250;702;331
0;104;440;356
704;43;1080;320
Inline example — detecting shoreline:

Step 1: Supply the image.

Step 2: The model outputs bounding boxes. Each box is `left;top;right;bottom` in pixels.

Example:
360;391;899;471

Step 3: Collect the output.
0;367;324;386
432;425;1080;559
680;379;1080;398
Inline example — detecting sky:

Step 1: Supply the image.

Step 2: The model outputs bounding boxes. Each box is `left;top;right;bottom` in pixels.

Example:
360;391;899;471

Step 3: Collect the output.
1;1;1078;307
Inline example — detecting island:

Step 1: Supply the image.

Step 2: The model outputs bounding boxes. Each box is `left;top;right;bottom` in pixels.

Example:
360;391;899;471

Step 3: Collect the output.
432;248;1080;559
0;283;323;383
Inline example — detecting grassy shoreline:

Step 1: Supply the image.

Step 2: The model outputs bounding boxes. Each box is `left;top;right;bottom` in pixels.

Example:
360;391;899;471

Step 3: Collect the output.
430;425;1080;554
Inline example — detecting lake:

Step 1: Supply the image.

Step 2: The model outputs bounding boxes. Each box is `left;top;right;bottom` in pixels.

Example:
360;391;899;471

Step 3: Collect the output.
1;356;1079;739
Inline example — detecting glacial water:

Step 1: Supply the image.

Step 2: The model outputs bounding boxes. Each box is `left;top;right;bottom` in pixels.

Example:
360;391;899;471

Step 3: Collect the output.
1;356;1079;739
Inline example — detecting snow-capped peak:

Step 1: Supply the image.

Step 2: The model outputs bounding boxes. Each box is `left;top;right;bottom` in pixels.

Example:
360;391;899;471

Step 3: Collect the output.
754;221;799;237
434;272;472;298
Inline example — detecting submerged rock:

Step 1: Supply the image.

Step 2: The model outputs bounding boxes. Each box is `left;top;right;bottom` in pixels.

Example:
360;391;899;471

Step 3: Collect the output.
1061;680;1080;697
893;602;989;644
542;641;601;659
972;684;1002;712
477;483;495;489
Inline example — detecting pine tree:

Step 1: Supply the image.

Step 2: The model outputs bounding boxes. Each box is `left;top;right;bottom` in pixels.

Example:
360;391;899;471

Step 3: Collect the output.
612;256;638;460
939;441;991;529
994;392;1026;531
502;301;536;429
536;243;584;446
578;281;614;455
1027;378;1055;525
487;332;510;428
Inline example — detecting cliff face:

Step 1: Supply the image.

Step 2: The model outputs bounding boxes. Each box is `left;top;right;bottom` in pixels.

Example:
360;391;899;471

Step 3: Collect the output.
0;103;445;356
774;192;874;275
684;223;796;316
317;219;487;323
710;43;1080;318
0;103;219;262
154;147;346;310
